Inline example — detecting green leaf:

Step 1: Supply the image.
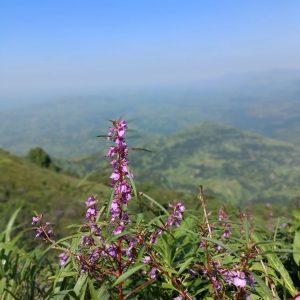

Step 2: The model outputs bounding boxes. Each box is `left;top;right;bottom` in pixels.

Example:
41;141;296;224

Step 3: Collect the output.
293;211;300;221
48;271;77;280
88;279;98;300
113;264;144;286
74;273;88;295
142;193;169;215
293;231;300;266
252;273;274;300
128;169;137;199
5;208;21;242
106;185;116;218
177;257;194;275
161;282;178;291
96;286;110;300
253;233;297;296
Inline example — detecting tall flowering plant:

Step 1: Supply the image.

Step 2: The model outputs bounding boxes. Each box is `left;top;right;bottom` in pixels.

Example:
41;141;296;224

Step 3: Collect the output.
32;119;190;299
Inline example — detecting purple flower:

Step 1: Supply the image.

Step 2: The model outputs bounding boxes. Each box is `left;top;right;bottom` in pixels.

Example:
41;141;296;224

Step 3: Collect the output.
86;196;97;207
107;120;133;233
82;235;95;246
113;223;125;235
176;202;185;213
85;207;98;221
32;215;54;240
218;208;228;221
107;146;117;157
247;273;255;289
233;275;247;288
224;270;247;288
107;245;118;258
223;226;232;238
110;172;120;182
211;276;222;290
35;227;44;238
166;202;185;228
32;215;42;225
59;252;69;267
143;256;152;264
150;267;157;279
150;229;163;244
173;296;183;300
189;269;197;276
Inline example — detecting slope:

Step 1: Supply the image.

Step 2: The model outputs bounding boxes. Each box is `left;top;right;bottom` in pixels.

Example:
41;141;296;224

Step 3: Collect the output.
131;124;300;205
0;148;110;233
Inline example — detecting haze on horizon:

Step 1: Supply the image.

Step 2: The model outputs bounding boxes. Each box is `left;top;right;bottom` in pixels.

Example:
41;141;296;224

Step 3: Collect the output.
1;0;300;100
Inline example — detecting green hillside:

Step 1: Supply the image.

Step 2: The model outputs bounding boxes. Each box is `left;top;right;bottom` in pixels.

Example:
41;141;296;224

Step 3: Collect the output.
132;123;300;204
68;123;300;205
0;148;110;233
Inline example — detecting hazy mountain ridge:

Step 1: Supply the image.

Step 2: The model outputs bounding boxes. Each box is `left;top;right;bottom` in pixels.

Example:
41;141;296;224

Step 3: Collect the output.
1;70;300;157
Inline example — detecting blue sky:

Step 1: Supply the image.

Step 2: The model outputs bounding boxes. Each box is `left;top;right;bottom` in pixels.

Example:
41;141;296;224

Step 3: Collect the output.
1;0;300;97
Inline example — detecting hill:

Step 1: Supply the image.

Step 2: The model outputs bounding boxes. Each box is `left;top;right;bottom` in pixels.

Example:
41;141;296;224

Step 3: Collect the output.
0;148;110;233
133;124;300;205
67;124;300;205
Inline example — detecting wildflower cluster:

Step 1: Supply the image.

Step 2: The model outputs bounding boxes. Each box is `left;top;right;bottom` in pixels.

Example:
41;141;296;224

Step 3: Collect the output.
151;202;185;244
32;214;53;240
107;120;132;235
218;208;231;238
202;260;256;296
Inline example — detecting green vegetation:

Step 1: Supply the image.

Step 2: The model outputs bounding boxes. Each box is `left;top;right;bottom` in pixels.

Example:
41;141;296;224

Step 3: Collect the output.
0;148;110;234
27;147;60;171
1;119;300;299
68;124;300;206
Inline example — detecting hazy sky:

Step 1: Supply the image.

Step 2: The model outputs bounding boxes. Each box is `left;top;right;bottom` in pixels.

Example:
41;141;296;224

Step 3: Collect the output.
1;0;300;97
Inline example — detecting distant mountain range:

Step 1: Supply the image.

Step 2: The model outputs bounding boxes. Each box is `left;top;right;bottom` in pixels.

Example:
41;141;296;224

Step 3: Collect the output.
1;70;300;157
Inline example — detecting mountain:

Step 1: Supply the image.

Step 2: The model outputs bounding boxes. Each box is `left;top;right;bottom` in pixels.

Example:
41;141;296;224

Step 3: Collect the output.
133;124;300;205
1;70;300;158
66;123;300;205
0;148;110;233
